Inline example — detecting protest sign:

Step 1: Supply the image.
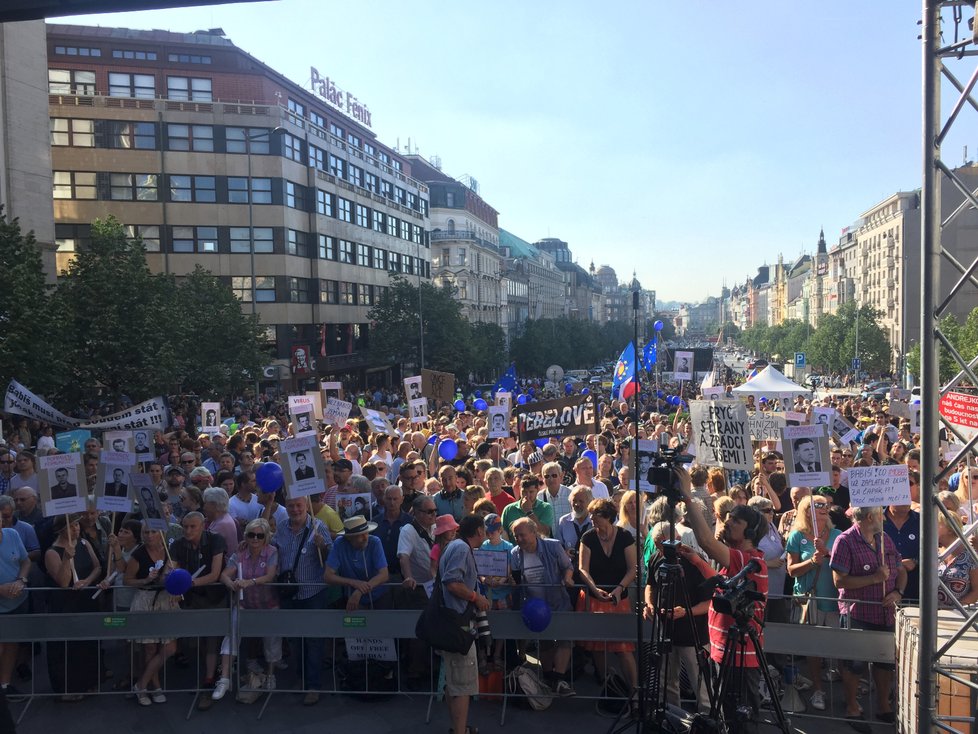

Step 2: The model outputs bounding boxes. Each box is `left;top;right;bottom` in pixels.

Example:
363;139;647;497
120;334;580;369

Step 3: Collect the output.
782;424;831;487
674;351;694;381
103;431;134;454
345;638;397;662
785;411;807;426
323;397;353;427
940;391;978;441
408;398;429;425
689;400;752;472
336;493;372;522
487;406;510;438
848;465;911;507
200;402;222;435
291;408;316;437
79;397;170;432
404;376;423;402
39;453;85;516
473;548;509;577
321;381;343;402
421;369;455;404
890;387;910;401
812;407;835;430
910;404;921;434
132;473;167;531
749;412;785;441
495;391;512;413
55;429;91;455
288;394;315;415
304;391;324;421
702;387;725;400
515;394;597;442
96;450;135;513
280;435;326;499
888;401;910;420
829;411;861;445
5;380;78;427
360;407;398;437
635;439;659;492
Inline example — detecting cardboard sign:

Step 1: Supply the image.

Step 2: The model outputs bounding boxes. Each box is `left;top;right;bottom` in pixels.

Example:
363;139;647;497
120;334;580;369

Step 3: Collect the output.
55;429;91;455
304;391;324;421
674;351;694;381
888;401;910;420
749;412;785;441
359;407;398;437
702;387;725;399
474;548;509;577
408;398;429;425
689;400;752;473
321;381;344;402
812;407;835;430
200;402;222;435
421;369;455;404
323;397;353;427
336;493;373;522
782;424;831;487
404;376;423;402
495;392;512;413
345;637;397;662
95;452;135;513
848;465;912;507
515;394;598;441
785;411;807;426
39;453;85;516
291;408;317;437
487;406;510;438
635;439;660;492
280;435;326;499
132;473;167;531
288;394;315;414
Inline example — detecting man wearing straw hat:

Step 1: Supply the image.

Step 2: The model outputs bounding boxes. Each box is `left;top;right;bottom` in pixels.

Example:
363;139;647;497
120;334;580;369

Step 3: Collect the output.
325;515;389;611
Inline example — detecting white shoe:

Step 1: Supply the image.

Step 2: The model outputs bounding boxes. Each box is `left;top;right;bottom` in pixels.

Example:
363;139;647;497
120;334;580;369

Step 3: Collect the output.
212;678;230;701
264;674;276;691
132;685;151;707
810;690;826;711
150;688;166;704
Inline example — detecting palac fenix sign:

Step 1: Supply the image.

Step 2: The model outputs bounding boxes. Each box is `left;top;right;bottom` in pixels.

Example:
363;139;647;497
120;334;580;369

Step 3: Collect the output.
309;67;372;128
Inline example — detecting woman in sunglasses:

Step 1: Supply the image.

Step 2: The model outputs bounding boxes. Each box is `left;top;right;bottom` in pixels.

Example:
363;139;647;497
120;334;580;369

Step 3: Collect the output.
214;518;280;701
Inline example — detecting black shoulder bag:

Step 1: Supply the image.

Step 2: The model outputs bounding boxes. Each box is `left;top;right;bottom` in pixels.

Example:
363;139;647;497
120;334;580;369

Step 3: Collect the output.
415;565;475;654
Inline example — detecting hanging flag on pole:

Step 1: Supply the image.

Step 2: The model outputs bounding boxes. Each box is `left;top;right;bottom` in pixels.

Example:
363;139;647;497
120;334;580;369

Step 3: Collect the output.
612;342;636;399
642;341;657;372
493;364;517;396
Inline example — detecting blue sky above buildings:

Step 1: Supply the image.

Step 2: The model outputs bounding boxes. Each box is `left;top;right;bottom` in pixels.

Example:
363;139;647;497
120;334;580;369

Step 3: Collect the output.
67;1;941;303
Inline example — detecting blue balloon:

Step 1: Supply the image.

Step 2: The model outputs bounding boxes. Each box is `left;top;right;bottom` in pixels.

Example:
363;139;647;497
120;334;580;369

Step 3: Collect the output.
564;383;573;394
581;388;590;396
670;396;681;407
759;397;768;403
473;398;488;411
474;390;482;399
582;449;598;469
453;399;466;411
534;438;549;448
438;440;458;461
654;320;664;332
656;390;664;399
164;568;193;596
528;387;535;397
517;394;528;405
521;597;552;633
256;462;283;493
427;434;438;445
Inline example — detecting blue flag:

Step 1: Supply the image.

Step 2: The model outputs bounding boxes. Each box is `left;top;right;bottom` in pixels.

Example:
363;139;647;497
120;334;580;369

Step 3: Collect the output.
493;364;517;395
642;341;657;372
612;342;636;399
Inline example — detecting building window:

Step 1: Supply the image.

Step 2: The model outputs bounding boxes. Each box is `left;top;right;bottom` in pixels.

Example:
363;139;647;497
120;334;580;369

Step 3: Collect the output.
166;123;213;151
380;180;393;200
355;204;369;228
337;197;352;223
309;110;326;129
319;234;336;260
365;172;379;194
106;121;157;150
389;252;402;273
112;49;157;61
230;227;273;253
363;142;376;158
308;144;326;171
283;133;302;162
255;276;276;302
404;257;415;276
53;171;96;200
226;127;270;154
50;118;94;147
395;186;407;206
339;282;355;305
169;175;216;203
371;210;385;233
320;279;337;304
372;247;387;270
328;154;345;179
285;181;306;210
55;223;91;273
167;76;212;101
347;133;361;149
287;230;309;257
168;53;212;64
408;193;419;211
356;243;370;267
125;224;160;252
227;177;272;204
48;69;96;96
458;249;466;266
287;99;305;124
329;123;344;140
400;220;411;241
110;173;159;201
441;248;450;266
171;225;218;253
288;277;310;303
54;46;101;57
348;165;363;188
231;276;253;302
108;72;155;99
358;283;372;306
316;190;334;217
387;216;398;238
338;240;354;264
446;192;455;207
412;224;423;244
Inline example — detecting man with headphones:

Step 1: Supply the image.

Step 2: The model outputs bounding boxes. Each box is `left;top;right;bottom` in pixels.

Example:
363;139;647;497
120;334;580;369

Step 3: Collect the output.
676;466;769;719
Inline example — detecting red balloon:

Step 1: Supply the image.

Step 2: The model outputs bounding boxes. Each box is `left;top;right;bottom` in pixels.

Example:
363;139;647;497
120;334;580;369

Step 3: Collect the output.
621;381;639;399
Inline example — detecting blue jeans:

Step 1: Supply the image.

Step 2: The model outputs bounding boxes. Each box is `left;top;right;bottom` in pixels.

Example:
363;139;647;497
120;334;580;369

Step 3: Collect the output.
284;588;329;690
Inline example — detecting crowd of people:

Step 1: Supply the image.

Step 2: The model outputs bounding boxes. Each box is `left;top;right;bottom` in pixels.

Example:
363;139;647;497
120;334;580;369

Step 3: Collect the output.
0;374;974;734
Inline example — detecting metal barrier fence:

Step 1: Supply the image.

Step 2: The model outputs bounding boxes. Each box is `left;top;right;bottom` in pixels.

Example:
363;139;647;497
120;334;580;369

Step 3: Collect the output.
0;585;900;728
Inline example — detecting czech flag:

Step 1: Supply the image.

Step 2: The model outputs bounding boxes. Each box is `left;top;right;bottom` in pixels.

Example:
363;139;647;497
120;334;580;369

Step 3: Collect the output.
612;342;636;399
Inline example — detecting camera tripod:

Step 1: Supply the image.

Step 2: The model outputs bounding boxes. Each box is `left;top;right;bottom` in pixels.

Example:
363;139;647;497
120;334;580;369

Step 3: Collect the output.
709;613;789;734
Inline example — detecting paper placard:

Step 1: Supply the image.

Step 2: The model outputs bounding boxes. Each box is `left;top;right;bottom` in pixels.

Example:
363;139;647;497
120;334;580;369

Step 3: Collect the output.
55;429;91;455
785;411;807;426
360;407;398;437
673;351;694;381
910;404;921;434
288;394;315;414
323;397;353;427
782;424;831;487
336;492;372;522
408;397;429;425
635;439;660;492
304;391;324;421
495;392;512;413
280;435;326;499
473;548;509;577
345;638;397;662
104;431;134;454
201;402;222;435
321;381;344;403
132;473;167;531
95;456;134;514
291;408;316;437
702;387;725;399
848;465;911;507
39;453;85;516
404;376;423;402
487;406;509;438
812;407;835;429
749;412;785;441
888;401;910;420
689;400;752;473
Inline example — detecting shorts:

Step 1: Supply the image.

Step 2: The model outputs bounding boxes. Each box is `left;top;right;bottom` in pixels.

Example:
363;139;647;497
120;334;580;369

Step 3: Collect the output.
791;602;840;628
442;643;478;697
840;615;895;672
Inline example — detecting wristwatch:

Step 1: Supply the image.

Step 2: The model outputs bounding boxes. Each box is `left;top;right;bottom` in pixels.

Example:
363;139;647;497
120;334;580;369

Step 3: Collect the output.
17;576;28;584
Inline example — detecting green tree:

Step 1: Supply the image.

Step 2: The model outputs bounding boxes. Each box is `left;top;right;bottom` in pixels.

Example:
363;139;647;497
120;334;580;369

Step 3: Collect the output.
651;313;676;341
906;312;973;384
720;322;741;342
0;210;65;395
468;321;507;382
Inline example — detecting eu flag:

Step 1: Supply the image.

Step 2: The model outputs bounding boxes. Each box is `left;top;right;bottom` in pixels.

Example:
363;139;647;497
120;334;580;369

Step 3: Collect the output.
612;342;636;399
642;341;657;372
493;364;517;395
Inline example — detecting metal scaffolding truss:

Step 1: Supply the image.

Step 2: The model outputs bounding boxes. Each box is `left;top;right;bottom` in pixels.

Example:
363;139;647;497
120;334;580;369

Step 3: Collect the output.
921;3;978;732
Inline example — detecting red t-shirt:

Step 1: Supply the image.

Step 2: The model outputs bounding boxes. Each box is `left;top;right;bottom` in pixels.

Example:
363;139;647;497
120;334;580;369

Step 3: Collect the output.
488;490;515;515
707;547;768;668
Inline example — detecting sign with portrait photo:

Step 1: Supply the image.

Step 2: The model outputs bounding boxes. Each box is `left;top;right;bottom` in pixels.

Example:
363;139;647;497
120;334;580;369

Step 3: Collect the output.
409;398;429;425
321;381;344;402
200;402;222;435
291;408;317;437
336;492;373;522
495;391;512;413
95;451;135;513
404;376;423;403
131;429;154;462
132;472;167;531
487;405;510;439
828;411;861;445
280;435;327;499
103;430;134;454
782;424;831;488
635;439;660;493
39;453;85;517
673;351;694;381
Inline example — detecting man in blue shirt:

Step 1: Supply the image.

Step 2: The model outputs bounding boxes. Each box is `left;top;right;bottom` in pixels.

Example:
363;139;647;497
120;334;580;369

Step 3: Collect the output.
325;515;389;611
372;485;411;576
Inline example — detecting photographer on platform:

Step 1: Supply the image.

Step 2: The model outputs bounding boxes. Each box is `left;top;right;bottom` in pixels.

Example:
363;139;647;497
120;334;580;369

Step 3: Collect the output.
677;466;769;715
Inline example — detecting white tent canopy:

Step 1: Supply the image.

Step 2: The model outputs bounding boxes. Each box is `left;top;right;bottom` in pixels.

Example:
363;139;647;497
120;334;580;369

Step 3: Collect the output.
731;365;810;400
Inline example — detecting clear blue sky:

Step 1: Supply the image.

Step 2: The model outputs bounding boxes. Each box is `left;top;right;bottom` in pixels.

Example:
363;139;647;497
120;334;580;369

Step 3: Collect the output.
65;1;939;303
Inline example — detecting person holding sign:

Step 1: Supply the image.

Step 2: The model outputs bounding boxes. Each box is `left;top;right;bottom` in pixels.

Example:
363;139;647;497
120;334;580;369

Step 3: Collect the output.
509;517;576;696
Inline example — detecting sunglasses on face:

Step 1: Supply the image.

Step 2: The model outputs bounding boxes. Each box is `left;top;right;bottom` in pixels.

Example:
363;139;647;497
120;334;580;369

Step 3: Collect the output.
245;532;266;540
812;502;829;508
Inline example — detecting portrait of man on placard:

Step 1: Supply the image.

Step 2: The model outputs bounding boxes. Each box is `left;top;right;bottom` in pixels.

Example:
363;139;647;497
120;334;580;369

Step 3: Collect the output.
792;437;822;474
405;376;422;401
105;467;129;497
295;412;313;434
133;431;151;454
204;409;218;427
139;485;162;520
50;467;78;500
293;451;315;480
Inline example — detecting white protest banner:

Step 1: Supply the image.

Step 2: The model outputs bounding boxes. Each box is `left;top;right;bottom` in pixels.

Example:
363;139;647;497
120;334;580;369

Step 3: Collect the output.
39;453;85;516
848;464;911;507
782;424;831;487
96;452;135;513
280;434;326;499
689;400;752;472
5;381;170;431
487;405;509;438
323;397;353;427
345;638;397;662
408;397;429;425
748;412;785;441
5;380;77;426
674;351;694;381
360;407;398;437
288;394;315;414
200;402;222;434
473;548;509;577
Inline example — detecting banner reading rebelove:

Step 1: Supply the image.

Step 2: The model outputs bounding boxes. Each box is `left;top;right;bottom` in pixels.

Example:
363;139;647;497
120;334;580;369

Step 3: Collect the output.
5;380;170;432
515;393;597;442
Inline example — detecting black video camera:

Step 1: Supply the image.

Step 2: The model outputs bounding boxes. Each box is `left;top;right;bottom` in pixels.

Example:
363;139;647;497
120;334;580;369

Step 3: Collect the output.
645;448;694;497
711;559;766;623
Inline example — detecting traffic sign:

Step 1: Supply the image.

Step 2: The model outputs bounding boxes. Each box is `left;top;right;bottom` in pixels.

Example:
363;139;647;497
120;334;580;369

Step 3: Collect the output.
852;358;861;370
794;352;806;368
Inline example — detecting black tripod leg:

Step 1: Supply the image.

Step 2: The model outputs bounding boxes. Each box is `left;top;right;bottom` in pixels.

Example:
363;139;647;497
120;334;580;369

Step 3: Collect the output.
747;627;790;734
